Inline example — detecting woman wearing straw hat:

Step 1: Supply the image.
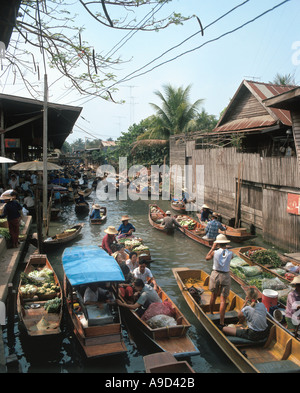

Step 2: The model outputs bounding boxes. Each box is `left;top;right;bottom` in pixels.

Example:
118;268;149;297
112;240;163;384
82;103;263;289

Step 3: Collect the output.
101;226;118;255
199;204;212;223
90;203;102;220
117;215;135;238
206;234;233;329
285;276;300;334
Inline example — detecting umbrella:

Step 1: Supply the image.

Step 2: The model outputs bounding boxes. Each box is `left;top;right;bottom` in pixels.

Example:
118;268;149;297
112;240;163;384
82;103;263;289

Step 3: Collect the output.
0;156;17;164
8;161;63;171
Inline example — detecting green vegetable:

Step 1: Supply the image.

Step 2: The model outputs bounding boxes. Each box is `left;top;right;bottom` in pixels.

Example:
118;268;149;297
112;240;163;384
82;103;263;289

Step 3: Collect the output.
44;297;61;313
245;249;282;268
0;228;10;239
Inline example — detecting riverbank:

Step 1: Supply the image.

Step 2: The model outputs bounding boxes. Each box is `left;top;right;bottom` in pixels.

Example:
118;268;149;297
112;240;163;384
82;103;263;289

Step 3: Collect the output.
0;215;32;373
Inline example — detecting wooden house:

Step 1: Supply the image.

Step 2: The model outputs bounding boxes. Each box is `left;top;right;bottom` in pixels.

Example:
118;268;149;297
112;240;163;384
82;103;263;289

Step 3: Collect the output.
169;80;300;251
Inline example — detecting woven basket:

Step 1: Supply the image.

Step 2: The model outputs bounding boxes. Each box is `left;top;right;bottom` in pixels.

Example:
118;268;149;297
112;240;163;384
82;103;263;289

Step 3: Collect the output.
37;292;57;301
19;285;38;299
0;220;8;228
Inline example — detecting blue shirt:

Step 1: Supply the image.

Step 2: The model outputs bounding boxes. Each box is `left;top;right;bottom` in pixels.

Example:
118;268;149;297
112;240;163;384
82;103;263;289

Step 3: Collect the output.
205;219;226;240
118;222;135;234
90;209;101;219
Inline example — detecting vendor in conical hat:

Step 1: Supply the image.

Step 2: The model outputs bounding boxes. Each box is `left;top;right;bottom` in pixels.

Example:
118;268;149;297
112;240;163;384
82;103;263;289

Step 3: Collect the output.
102;226;118;255
200;203;212;222
117;215;135;238
90;203;102;220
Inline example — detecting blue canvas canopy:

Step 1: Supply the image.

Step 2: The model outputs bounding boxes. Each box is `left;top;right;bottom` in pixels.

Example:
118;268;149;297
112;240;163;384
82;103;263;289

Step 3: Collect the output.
62;246;125;286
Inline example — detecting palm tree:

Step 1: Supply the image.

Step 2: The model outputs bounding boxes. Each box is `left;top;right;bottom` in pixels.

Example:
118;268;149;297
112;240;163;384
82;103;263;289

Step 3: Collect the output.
271;73;296;86
147;84;204;139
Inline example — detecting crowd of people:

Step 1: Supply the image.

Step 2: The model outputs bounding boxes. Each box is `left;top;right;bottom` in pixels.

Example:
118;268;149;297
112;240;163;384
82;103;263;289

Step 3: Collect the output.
1;164;299;340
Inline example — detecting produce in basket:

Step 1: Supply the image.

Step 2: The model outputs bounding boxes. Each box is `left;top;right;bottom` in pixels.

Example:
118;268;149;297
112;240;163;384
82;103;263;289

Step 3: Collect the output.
44;297;61;313
245;249;282;268
20;284;38;298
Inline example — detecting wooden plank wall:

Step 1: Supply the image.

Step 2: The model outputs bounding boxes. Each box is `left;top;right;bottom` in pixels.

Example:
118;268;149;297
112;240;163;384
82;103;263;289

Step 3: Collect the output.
292;111;300;174
171;145;300;251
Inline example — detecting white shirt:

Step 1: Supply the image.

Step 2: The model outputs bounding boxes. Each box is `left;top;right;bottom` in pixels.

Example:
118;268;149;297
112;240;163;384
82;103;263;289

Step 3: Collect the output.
133;267;153;284
213;248;233;272
24;196;35;208
126;258;139;272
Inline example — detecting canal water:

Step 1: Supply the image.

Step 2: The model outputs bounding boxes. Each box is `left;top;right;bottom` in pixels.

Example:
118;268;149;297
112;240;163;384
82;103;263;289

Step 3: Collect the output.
3;189;267;373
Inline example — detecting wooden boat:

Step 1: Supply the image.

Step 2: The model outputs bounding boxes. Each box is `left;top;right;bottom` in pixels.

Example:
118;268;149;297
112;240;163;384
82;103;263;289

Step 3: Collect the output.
237;246;300;282
171;200;186;214
90;206;107;225
229;247;300;341
143;352;195;373
17;254;63;337
173;267;300;373
220;227;256;243
175;214;213;248
196;213;256;243
30;224;84;250
83;188;93;198
148;204;174;234
62;246;127;358
118;283;199;357
75;201;89;214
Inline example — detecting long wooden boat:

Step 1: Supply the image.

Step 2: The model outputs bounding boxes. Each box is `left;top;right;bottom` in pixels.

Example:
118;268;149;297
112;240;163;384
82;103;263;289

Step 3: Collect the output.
143;352;195;373
90;207;107;225
118;283;199;357
17;254;63;337
175;214;213;248
30;224;84;250
148;204;174;234
62;245;127;358
220;227;256;243
195;213;256;243
229;247;300;341
171;200;186;214
173;267;300;373
237;246;300;282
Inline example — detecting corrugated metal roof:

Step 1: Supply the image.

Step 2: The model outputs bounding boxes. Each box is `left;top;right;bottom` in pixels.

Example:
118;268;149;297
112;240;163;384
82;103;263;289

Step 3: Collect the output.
246;81;294;126
213;80;296;134
214;115;276;133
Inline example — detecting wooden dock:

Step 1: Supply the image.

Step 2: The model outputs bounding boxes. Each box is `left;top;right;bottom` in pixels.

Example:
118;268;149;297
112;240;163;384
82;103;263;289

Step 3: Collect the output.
0;215;32;373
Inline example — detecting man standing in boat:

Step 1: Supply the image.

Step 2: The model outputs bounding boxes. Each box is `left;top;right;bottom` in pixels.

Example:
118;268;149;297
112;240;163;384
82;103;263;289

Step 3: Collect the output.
205;234;233;329
161;211;182;231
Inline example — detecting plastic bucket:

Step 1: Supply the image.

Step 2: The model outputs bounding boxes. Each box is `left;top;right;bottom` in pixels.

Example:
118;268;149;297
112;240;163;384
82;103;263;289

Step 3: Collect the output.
262;289;278;311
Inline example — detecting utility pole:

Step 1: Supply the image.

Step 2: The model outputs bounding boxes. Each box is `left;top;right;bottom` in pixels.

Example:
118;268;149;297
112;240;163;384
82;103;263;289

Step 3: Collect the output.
122;85;138;125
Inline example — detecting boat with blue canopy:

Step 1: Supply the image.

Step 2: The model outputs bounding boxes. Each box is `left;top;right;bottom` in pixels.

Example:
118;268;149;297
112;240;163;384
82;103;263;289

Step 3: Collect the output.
62;246;127;358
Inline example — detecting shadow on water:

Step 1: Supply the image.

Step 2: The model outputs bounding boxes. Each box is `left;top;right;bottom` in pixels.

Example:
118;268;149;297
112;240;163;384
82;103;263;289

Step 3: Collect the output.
3;190;249;373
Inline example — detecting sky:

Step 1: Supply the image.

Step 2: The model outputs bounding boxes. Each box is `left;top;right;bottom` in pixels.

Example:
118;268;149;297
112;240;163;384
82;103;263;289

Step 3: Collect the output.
1;0;300;144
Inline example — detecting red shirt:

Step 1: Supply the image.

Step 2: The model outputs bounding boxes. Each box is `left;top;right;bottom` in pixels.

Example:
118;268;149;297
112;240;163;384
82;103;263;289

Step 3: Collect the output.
101;234;116;255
